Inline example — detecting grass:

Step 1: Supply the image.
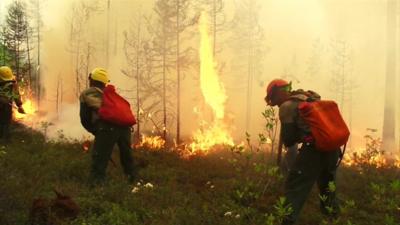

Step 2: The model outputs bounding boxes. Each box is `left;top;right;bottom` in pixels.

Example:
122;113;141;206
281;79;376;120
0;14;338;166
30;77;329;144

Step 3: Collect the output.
0;123;399;225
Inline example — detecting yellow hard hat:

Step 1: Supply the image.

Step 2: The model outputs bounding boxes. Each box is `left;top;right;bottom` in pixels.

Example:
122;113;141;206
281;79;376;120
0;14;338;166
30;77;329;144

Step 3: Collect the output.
0;66;15;81
89;68;110;84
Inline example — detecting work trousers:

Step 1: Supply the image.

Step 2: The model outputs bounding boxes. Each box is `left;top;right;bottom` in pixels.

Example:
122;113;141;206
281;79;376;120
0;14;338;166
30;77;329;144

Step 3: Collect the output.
0;103;12;142
282;145;341;225
89;121;135;184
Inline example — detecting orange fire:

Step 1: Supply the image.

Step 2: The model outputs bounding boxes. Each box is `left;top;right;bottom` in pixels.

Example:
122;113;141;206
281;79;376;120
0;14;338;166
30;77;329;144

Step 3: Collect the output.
342;147;399;168
189;12;234;153
139;135;165;150
395;156;400;168
14;99;37;122
82;140;91;153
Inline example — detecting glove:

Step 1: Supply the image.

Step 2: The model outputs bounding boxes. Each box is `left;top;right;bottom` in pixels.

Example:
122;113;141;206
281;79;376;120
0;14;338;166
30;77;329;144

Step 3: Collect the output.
18;106;26;114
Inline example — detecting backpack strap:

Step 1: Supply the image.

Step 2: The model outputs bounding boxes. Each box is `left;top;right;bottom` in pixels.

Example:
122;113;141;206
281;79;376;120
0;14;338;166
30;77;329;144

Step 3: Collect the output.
336;142;347;168
93;87;103;94
289;89;321;102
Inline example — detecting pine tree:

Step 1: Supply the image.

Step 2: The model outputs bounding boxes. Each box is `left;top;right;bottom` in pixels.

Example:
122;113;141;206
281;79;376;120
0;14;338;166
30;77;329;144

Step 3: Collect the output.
229;0;266;133
2;1;30;82
146;0;196;142
123;10;149;142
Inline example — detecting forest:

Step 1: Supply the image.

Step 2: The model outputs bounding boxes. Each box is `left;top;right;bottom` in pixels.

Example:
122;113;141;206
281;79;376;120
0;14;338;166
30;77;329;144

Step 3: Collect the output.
0;0;399;224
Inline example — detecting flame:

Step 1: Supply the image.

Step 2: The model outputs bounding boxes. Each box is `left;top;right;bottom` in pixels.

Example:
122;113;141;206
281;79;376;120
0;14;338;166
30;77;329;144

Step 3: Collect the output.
189;12;234;153
14;99;37;121
395;156;400;168
342;147;399;168
139;135;165;150
82;140;91;153
198;12;227;120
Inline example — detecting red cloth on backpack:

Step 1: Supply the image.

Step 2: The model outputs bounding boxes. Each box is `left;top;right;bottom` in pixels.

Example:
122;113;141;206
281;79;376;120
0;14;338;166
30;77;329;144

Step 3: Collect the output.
98;85;136;126
298;100;350;151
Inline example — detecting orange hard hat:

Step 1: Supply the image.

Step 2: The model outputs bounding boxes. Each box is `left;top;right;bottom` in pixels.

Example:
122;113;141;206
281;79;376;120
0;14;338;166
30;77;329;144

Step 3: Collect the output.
266;79;290;97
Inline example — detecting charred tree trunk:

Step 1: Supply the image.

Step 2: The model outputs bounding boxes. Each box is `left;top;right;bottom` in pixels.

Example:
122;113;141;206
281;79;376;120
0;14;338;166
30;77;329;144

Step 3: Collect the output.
136;18;142;142
382;0;397;152
26;24;32;92
162;28;167;141
176;0;181;145
106;0;110;68
15;15;20;81
213;0;217;57
75;39;81;98
85;42;91;89
36;0;42;109
56;76;60;119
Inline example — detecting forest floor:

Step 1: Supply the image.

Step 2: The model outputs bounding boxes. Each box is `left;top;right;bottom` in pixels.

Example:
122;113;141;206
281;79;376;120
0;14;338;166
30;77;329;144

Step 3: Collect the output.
0;123;399;225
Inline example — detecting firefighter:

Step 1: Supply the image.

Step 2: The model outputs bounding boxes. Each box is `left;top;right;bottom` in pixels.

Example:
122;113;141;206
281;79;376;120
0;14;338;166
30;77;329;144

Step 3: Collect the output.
79;68;136;185
0;66;25;142
265;79;341;225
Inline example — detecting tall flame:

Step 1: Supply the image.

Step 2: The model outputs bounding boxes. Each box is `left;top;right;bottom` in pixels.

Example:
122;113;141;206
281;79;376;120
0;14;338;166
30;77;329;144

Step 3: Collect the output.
198;12;227;120
189;12;234;153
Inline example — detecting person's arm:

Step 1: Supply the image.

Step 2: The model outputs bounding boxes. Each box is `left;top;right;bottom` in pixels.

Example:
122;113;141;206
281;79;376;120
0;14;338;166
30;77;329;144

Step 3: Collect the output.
12;82;25;113
279;101;299;147
280;122;298;147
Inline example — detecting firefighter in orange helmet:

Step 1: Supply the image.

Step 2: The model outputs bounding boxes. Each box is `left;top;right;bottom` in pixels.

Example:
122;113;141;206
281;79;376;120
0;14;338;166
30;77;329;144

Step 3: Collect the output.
0;66;25;142
265;79;340;225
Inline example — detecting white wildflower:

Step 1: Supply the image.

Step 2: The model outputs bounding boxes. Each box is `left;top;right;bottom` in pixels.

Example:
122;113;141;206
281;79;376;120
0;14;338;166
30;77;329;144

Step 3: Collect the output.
144;183;154;189
235;214;240;219
131;187;140;193
210;185;215;189
136;182;142;186
224;211;232;217
206;181;211;185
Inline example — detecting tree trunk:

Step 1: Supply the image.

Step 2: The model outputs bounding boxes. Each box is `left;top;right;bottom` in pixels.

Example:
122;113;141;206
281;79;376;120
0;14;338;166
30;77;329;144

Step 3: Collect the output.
56;76;60;119
382;0;397;152
213;0;217;57
136;16;141;142
37;0;41;110
15;15;20;81
86;43;90;88
176;0;181;145
162;27;167;141
245;0;254;133
106;0;110;68
26;24;32;92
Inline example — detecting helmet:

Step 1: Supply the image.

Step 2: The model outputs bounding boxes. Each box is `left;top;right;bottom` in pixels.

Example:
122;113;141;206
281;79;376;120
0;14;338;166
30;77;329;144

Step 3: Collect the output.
266;79;291;103
89;68;110;84
0;66;15;81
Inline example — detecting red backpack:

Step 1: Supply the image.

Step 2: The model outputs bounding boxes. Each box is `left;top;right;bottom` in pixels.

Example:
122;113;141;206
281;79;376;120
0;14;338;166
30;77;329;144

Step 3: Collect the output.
298;100;350;151
98;85;136;126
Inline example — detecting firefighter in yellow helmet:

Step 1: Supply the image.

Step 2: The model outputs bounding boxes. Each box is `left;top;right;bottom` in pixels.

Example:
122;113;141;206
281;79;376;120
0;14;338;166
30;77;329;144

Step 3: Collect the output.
0;66;25;142
79;68;136;186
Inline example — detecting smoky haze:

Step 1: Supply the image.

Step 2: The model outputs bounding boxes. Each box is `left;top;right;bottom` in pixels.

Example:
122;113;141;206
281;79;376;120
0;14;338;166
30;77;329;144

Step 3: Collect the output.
0;0;397;152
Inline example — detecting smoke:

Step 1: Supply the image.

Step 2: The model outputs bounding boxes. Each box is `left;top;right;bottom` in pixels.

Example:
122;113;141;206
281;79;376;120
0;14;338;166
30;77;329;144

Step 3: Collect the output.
46;103;89;140
0;0;397;151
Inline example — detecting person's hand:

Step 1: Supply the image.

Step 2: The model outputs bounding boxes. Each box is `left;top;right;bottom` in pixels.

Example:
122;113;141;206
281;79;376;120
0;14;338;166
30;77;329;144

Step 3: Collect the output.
18;106;26;114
